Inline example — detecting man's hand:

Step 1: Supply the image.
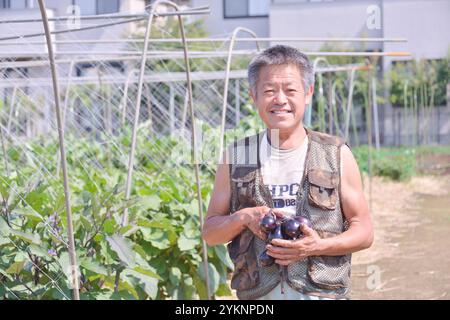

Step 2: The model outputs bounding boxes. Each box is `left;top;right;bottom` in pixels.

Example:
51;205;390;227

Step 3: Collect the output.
266;224;323;266
241;206;273;241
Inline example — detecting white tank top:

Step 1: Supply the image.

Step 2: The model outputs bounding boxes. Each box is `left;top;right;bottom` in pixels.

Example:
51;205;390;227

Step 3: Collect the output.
259;131;308;217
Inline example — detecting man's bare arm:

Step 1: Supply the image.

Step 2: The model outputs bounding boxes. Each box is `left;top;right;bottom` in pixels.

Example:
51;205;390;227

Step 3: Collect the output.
202;159;270;246
315;144;374;255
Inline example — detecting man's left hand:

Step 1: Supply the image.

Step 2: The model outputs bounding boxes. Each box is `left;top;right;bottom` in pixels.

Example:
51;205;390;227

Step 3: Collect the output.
266;224;323;266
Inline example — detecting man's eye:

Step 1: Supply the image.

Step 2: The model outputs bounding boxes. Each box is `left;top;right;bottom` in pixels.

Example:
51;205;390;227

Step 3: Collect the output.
264;90;274;93
287;89;297;92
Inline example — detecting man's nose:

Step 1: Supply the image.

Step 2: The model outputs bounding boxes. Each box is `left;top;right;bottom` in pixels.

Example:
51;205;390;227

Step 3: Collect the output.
274;90;288;104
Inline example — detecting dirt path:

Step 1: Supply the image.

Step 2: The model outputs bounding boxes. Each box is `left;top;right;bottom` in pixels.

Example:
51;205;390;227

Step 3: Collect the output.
351;175;450;300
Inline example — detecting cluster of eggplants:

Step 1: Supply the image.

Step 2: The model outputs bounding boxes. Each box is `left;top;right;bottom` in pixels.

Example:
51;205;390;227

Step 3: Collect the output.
258;210;312;267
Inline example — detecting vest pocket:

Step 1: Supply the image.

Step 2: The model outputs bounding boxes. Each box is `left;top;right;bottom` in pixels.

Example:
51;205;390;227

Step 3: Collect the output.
227;230;260;291
231;171;257;209
307;169;339;210
307;254;351;290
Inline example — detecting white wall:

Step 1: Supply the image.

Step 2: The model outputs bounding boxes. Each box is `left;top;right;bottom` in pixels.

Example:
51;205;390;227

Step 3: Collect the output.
0;8;52;57
0;1;145;58
191;0;269;37
270;0;383;51
383;0;450;69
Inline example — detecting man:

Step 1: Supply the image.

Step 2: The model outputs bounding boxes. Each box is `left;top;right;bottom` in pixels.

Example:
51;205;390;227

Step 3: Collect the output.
202;45;373;300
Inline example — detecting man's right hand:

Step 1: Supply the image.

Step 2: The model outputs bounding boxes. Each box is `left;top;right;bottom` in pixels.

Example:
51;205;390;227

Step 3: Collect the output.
241;206;274;241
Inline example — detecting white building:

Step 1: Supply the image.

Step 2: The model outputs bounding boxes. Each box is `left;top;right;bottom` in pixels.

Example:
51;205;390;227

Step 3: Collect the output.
191;0;450;68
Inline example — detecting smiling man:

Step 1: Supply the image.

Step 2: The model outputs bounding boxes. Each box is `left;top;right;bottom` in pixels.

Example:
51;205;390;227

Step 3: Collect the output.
202;45;373;300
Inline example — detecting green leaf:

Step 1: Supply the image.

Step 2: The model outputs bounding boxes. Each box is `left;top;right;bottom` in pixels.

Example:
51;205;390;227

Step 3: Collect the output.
0;267;14;281
79;215;92;231
80;257;108;276
159;189;173;202
13;207;43;222
107;276;139;300
121;267;159;299
179;275;195;300
110;290;137;300
214;245;234;271
0;235;9;246
133;266;162;281
29;244;50;258
10;229;41;245
0;217;11;236
58;251;71;280
106;234;136;266
103;219;116;235
198;262;220;297
177;233;198;251
143;229;171;250
24;185;48;212
0;177;11;200
169;267;182;286
138;217;173;230
119;225;139;237
140;195;161;210
216;283;233;297
6;260;26;274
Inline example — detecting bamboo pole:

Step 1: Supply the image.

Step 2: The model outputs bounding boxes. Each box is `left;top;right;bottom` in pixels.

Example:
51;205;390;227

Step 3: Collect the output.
169;84;175;137
119;0;212;300
174;2;211;300
0;9;211;42
62;60;75;132
57;60;76;177
0;37;407;45
372;76;380;150
218;27;261;164
367;71;373;215
0;51;413;61
6;86;18;134
120;69;138;126
344;68;356;141
0;126;9;176
327;73;333;135
121;4;154;227
37;0;79;300
235;79;240;126
0;53;411;71
0;7;211;24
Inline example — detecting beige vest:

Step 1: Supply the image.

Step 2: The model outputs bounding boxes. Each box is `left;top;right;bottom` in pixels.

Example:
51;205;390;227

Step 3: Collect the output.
227;128;351;300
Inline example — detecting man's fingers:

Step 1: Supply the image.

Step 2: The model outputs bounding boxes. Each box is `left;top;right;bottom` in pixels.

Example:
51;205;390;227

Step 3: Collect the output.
266;244;299;255
270;238;299;248
271;209;286;219
266;251;298;260
300;224;315;236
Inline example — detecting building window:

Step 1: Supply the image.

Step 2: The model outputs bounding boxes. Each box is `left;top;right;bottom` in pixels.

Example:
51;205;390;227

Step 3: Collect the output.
223;0;270;19
73;0;120;15
1;0;27;9
97;0;120;14
0;0;10;8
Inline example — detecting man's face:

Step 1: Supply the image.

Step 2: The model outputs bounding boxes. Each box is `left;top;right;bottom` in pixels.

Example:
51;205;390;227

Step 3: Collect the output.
250;64;314;131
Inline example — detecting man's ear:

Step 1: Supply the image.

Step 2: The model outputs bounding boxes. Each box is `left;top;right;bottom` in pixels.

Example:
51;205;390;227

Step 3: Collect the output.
249;88;256;104
305;85;314;105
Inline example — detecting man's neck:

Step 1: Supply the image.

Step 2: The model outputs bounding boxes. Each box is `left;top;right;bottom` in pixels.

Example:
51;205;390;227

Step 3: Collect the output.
266;125;307;150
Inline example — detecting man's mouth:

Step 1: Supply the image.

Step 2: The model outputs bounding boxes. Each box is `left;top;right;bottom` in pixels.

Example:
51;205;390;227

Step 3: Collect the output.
270;109;292;114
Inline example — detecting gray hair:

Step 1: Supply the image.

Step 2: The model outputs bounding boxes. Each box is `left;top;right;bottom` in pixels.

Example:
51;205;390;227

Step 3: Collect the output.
248;45;314;95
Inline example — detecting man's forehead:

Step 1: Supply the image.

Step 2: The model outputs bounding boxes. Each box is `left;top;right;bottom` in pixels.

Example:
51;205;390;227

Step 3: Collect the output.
261;76;302;86
259;65;303;83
